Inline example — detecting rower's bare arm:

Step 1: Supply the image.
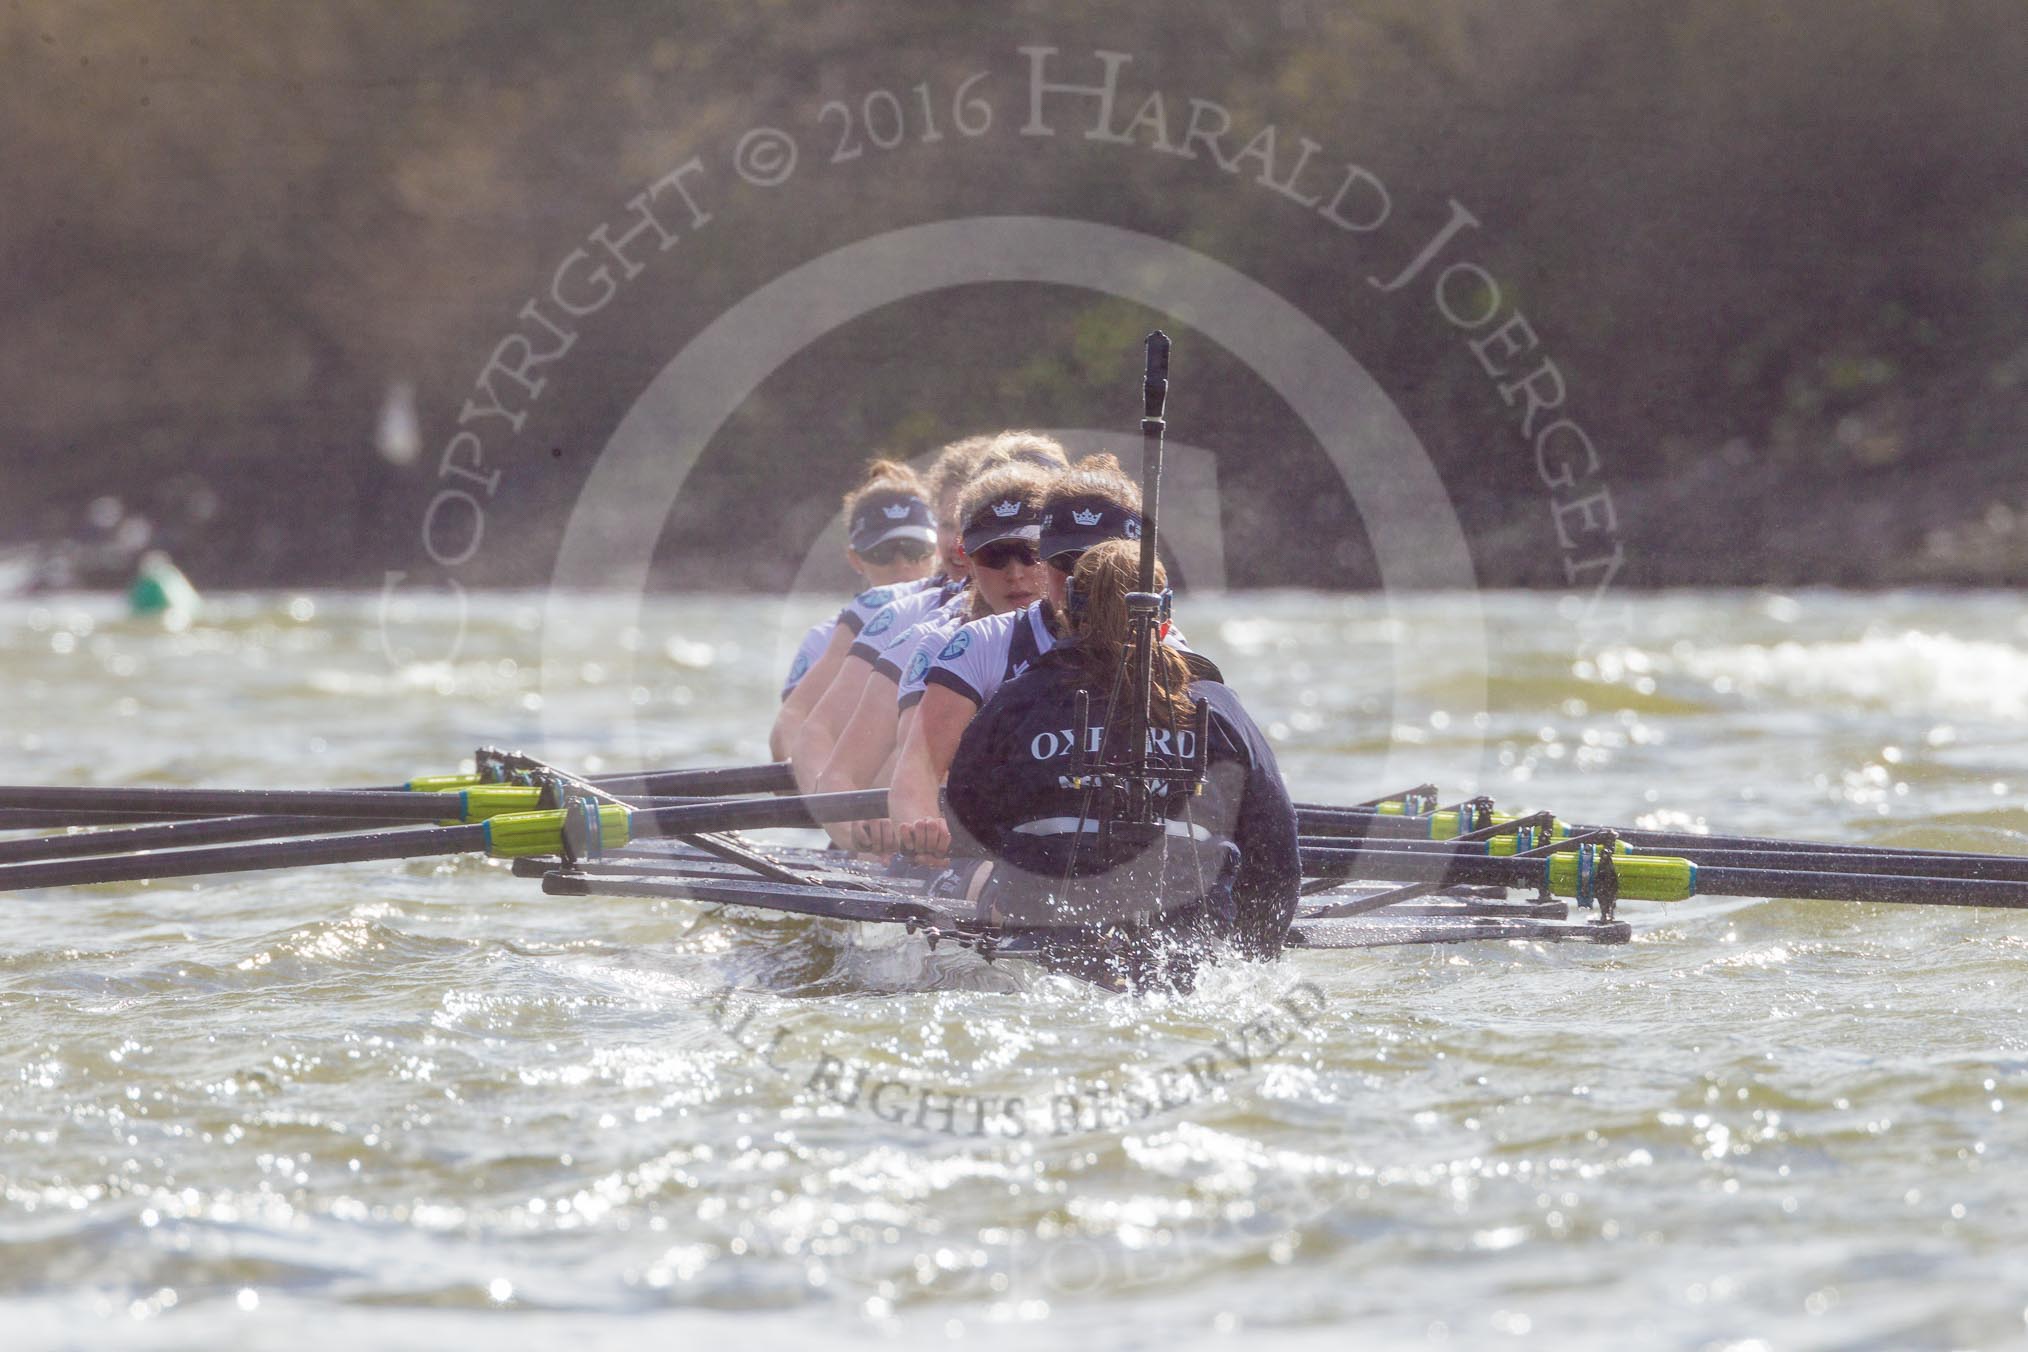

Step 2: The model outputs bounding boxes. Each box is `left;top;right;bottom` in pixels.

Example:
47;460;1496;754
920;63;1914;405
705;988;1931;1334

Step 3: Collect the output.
915;685;975;789
815;670;901;847
769;626;855;760
884;684;977;860
882;707;912;782
791;656;874;794
846;710;912;850
885;706;937;825
817;673;901;794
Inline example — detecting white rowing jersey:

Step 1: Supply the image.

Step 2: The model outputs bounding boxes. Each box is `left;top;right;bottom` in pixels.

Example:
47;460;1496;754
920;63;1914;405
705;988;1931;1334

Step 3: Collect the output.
833;575;945;638
921;601;1202;710
845;579;966;666
780;617;836;701
889;604;972;711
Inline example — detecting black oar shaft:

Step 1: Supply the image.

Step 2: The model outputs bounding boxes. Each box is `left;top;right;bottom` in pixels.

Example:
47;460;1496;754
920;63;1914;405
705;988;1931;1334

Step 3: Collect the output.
1300;848;1564;897
1586;825;2007;859
1296;815;1444;841
0;815;387;864
0;823;486;893
1300;844;2028;909
0;809;199;830
1295;803;2021;867
0;781;860;892
1639;846;2028;881
1692;865;2028;909
1294;836;2028;882
592;763;795;797
0;763;796;832
631;789;887;838
0;786;475;821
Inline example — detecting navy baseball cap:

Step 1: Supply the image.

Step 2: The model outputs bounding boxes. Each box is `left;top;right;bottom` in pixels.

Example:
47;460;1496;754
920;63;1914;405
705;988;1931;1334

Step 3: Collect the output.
960;495;1043;555
1038;494;1142;563
849;490;937;551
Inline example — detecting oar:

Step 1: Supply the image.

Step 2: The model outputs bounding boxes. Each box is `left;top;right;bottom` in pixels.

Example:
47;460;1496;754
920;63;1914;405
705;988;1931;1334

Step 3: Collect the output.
1573;824;2025;862
626;789;886;840
1299;843;2028;909
494;753;854;892
0;813;387;864
0;809;197;830
0;785;554;822
0;758;859;871
0;781;810;828
1296;800;2027;866
0;785;816;866
561;762;794;798
0;789;888;893
0;822;497;892
1293;835;2028;882
1629;845;2028;879
0;762;798;831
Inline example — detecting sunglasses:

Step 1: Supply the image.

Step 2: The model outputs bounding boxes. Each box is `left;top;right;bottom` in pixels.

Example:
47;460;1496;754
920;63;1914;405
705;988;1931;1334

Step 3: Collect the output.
1046;549;1084;573
970;541;1041;570
858;539;933;566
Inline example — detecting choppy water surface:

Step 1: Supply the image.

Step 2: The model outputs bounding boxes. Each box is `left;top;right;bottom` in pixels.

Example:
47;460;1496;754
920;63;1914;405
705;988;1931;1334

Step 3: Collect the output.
2;589;2025;1350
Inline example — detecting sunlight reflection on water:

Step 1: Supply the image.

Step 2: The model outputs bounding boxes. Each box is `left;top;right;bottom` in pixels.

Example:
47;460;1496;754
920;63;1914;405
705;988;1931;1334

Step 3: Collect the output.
1;589;2024;1348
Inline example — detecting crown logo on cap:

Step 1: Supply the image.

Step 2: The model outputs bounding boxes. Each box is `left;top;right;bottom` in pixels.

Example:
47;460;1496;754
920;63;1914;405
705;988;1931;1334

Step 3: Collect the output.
1070;507;1103;527
882;503;911;519
991;499;1021;518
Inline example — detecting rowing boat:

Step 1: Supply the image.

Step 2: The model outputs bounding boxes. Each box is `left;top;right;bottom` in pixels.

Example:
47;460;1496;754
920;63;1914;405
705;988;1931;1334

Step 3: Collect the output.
3;745;2022;989
513;838;1633;956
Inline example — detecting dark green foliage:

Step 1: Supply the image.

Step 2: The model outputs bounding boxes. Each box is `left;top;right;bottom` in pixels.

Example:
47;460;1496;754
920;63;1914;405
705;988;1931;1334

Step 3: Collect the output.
3;1;2024;586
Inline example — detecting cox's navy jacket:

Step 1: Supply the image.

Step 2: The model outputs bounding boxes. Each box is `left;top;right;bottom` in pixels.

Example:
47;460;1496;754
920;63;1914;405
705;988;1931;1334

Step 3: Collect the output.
944;650;1300;957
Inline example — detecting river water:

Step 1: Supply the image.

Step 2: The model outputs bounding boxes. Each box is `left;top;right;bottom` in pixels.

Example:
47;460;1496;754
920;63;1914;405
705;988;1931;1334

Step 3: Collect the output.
2;589;2024;1350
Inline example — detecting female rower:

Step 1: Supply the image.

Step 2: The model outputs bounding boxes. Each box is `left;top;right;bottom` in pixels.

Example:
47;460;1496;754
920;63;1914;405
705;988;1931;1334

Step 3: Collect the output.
771;441;986;760
808;458;1055;835
882;454;1217;856
942;541;1299;987
789;434;1069;799
773;456;941;708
